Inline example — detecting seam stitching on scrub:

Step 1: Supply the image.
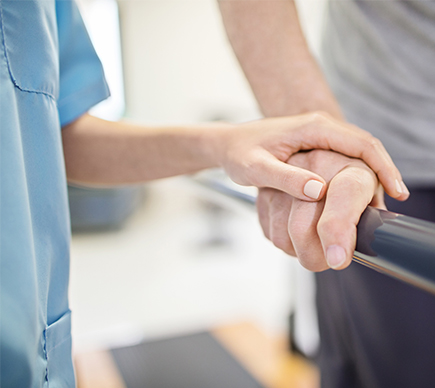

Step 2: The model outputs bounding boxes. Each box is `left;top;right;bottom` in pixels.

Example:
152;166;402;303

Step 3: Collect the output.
46;334;71;352
43;326;49;385
0;1;55;100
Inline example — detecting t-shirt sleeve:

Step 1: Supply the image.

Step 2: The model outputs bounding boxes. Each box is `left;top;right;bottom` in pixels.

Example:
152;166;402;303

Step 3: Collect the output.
56;0;110;127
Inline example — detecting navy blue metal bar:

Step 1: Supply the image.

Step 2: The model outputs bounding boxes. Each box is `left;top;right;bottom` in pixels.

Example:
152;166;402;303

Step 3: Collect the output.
355;207;435;294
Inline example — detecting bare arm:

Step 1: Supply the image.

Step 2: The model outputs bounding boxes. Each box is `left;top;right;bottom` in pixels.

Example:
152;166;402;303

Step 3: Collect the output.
218;0;342;118
62;113;401;204
62;114;222;186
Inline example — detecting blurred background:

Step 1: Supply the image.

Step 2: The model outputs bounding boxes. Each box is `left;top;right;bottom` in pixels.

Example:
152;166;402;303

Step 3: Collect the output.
70;1;327;387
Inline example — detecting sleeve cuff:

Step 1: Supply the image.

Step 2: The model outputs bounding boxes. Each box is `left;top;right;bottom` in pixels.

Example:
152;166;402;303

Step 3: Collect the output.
58;78;110;127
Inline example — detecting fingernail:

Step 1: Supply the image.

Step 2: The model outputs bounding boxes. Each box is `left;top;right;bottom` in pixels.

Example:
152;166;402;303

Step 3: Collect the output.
395;179;402;194
326;245;346;269
303;180;323;200
400;181;410;196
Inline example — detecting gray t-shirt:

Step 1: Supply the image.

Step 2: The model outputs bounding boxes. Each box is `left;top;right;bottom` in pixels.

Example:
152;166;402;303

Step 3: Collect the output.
321;0;435;186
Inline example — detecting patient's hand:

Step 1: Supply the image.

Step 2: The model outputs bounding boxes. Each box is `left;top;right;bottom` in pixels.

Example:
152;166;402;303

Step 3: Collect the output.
256;149;385;271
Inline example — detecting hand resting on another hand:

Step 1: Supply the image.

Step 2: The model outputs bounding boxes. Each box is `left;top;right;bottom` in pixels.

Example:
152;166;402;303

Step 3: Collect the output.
257;149;387;271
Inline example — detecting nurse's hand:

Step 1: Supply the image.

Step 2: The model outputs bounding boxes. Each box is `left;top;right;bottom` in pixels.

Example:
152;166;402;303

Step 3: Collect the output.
216;112;408;202
256;149;387;271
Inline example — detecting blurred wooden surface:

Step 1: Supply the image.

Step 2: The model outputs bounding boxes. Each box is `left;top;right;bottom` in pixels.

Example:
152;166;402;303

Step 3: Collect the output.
212;323;319;388
75;349;126;388
75;322;319;388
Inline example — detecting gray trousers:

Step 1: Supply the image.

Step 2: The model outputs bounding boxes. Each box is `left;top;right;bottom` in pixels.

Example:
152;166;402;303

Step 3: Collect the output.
316;188;435;388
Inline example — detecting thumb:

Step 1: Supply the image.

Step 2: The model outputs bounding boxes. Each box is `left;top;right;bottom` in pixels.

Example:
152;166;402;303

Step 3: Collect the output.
252;156;327;201
316;166;378;270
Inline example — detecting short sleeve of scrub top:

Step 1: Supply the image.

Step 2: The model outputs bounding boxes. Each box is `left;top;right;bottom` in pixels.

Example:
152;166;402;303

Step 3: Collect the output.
0;1;110;387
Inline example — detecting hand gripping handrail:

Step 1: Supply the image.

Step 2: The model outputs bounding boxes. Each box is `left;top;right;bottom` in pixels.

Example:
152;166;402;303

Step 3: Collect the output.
193;172;435;295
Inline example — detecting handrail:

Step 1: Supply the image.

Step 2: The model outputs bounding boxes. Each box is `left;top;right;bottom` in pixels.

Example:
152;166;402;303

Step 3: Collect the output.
193;171;435;295
354;207;435;295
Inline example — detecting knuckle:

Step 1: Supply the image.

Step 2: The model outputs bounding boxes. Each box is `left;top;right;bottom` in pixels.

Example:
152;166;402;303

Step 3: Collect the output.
288;149;328;172
241;157;263;186
295;240;329;271
365;135;383;151
317;217;355;245
270;232;293;254
316;217;335;237
335;170;369;193
309;110;331;123
348;175;366;191
309;149;330;169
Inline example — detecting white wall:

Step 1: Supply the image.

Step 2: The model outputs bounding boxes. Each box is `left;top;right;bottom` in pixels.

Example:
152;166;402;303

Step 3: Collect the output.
77;0;125;120
119;0;258;124
118;0;327;124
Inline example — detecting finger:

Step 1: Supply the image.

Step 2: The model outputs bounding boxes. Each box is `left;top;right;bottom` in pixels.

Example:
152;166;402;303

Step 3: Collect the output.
256;188;273;240
258;189;295;255
370;185;387;210
316;165;378;270
294;114;409;200
250;152;327;201
288;199;329;272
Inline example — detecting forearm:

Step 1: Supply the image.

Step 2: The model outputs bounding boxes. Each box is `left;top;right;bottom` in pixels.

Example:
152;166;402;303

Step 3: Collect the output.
62;114;227;186
62;111;406;199
218;0;342;118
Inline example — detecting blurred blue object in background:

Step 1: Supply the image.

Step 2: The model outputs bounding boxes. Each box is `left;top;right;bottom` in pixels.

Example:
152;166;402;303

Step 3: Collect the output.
68;186;144;232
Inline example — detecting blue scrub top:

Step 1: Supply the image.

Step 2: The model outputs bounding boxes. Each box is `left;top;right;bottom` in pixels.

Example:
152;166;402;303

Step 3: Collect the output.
0;0;109;386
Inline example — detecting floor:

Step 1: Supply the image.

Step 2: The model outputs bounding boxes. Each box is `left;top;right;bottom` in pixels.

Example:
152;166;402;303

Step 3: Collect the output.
75;322;319;388
69;177;297;353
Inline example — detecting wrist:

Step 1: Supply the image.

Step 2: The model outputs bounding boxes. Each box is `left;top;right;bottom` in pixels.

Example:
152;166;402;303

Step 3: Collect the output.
200;122;236;169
